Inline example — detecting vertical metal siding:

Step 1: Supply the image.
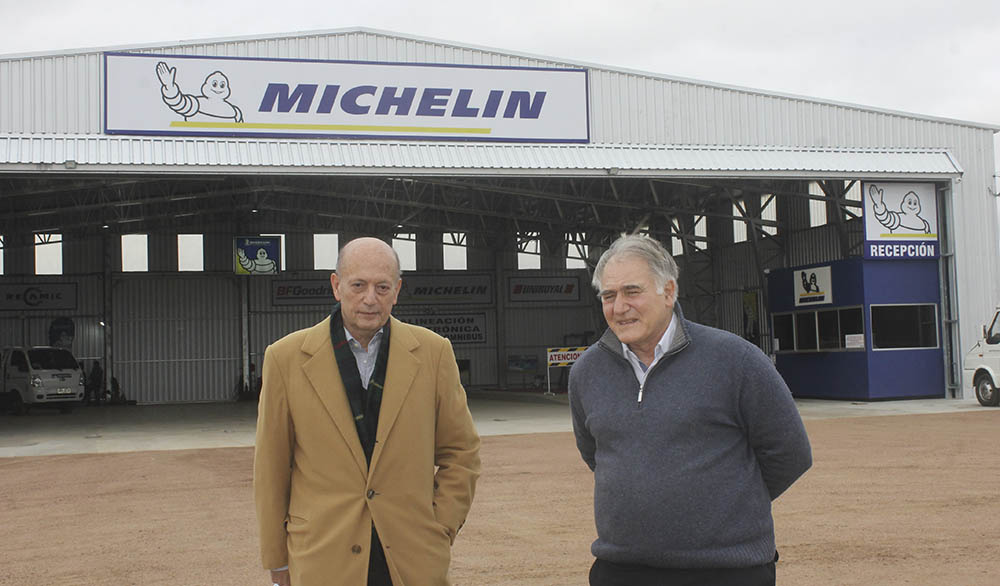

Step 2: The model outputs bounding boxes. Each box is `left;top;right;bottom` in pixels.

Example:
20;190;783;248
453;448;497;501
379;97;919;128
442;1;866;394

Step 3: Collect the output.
0;28;995;356
111;275;240;403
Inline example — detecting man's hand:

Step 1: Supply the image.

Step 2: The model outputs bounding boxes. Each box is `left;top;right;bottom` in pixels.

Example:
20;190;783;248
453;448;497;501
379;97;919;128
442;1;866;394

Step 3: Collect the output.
269;568;290;586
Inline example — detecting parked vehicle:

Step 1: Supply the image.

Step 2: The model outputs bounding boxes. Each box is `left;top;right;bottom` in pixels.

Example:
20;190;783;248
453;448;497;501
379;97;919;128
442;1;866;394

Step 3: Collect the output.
1;346;85;415
963;307;1000;406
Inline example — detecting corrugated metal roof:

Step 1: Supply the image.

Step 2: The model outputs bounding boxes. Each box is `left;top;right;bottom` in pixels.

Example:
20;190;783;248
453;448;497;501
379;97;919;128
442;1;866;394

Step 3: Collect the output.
0;134;963;178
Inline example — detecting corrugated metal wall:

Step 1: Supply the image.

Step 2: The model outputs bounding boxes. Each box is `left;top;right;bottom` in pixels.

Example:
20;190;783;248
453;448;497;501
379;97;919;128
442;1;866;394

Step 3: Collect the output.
1;27;996;366
111;274;240;403
0;275;104;360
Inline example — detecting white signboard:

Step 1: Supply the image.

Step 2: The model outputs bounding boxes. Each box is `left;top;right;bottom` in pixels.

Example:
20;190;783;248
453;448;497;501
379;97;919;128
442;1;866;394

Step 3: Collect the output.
403;313;487;345
104;52;589;143
844;334;865;349
863;182;938;259
0;283;77;311
507;276;581;302
794;266;833;307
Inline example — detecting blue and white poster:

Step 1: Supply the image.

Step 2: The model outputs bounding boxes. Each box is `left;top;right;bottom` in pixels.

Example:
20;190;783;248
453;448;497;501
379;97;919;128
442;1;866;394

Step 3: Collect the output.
235;236;280;275
863;182;938;260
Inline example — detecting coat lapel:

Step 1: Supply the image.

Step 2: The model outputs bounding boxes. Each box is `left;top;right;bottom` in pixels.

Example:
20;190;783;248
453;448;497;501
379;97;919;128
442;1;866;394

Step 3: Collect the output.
300;317;367;476
369;316;421;474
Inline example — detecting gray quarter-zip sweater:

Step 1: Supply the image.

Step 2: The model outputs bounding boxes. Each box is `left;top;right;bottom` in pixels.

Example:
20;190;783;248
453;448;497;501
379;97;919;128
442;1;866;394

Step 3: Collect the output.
568;304;812;569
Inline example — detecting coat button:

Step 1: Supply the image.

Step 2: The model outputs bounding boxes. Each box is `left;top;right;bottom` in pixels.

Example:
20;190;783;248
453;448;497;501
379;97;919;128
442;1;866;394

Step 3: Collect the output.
366;489;375;499
351;544;362;554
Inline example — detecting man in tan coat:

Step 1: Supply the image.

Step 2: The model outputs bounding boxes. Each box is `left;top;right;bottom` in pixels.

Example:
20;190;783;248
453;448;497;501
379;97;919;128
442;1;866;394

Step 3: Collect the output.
254;237;481;586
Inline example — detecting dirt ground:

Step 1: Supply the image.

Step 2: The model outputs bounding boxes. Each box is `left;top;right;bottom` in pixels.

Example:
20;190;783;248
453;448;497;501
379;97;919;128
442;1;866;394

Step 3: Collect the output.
2;410;999;586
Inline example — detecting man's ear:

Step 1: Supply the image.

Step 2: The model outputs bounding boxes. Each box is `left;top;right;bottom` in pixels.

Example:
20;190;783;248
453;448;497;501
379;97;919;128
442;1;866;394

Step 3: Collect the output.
330;272;342;302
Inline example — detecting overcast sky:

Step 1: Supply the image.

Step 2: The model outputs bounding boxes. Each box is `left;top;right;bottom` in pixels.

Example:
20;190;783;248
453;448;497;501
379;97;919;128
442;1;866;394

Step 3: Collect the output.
2;0;999;127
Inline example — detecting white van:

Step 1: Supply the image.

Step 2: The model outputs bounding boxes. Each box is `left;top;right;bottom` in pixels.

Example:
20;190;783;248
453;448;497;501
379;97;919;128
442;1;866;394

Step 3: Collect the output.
1;346;85;414
963;307;1000;406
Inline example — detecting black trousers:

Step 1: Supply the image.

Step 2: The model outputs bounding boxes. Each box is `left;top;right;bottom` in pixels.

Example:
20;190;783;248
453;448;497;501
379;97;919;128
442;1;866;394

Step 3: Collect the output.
589;557;776;586
368;525;393;586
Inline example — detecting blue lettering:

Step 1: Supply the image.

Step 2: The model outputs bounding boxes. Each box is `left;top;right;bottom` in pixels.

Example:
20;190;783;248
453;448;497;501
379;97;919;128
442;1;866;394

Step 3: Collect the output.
452;89;479;117
376;87;417;115
258;83;319;113
417;88;452;116
341;85;377;115
482;90;504;118
316;85;341;114
503;91;546;119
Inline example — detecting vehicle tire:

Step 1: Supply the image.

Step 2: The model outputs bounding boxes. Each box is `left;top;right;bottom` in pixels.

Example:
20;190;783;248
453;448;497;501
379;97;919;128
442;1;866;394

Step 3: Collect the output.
975;374;1000;407
10;392;28;416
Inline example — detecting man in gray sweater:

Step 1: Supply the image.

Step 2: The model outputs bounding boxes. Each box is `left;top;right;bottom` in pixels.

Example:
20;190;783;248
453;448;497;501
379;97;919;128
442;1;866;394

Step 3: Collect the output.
569;234;812;586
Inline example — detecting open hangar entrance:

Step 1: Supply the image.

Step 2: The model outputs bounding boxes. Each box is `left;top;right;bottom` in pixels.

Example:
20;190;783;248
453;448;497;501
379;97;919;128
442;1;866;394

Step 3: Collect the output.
0;147;964;402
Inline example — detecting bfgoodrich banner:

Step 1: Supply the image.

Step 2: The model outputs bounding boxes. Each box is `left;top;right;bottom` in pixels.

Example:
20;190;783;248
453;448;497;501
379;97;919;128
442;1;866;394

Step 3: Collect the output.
105;52;589;142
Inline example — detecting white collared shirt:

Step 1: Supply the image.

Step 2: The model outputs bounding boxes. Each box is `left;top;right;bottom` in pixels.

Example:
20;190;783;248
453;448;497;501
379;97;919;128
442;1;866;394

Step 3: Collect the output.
344;327;384;388
622;314;676;387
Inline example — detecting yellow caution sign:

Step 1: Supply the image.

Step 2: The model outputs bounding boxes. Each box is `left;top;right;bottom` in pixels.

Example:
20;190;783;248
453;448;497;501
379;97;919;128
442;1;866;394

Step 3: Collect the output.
547;347;589;367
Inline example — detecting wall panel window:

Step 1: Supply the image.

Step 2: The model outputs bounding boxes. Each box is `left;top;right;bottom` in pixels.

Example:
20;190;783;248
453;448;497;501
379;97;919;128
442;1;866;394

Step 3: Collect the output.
121;234;148;272
314;234;339;270
871;304;938;350
774;306;865;352
443;232;467;271
795;312;818;351
566;232;588;269
516;232;540;270
177;234;204;272
35;233;63;275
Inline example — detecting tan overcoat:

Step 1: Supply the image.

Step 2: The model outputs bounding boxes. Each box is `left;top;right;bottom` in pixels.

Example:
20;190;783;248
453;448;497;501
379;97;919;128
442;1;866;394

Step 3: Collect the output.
254;316;481;585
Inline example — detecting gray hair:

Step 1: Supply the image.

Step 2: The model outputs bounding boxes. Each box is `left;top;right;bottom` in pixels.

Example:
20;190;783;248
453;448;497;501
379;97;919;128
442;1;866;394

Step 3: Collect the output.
591;234;679;295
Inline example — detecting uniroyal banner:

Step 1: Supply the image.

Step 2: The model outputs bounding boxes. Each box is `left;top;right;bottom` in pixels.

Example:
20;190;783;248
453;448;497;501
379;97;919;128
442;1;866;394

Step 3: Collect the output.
104;52;590;142
862;182;939;260
507;276;580;303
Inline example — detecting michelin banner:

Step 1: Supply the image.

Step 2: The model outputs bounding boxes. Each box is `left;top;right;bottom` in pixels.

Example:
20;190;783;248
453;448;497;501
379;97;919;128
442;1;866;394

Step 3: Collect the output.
863;182;938;260
104;52;589;142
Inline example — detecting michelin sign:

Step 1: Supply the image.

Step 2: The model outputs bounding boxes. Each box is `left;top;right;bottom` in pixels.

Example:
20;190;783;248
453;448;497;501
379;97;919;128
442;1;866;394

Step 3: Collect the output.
104;52;589;142
863;182;938;259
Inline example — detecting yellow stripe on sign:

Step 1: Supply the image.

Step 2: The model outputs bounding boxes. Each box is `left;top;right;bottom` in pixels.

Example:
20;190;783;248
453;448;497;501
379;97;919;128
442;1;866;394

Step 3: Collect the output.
879;233;938;238
169;121;493;134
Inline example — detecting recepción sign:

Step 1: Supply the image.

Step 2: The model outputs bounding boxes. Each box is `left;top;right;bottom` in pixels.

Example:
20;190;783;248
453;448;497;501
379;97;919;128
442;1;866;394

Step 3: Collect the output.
105;52;589;143
0;283;78;311
403;313;487;344
862;182;938;260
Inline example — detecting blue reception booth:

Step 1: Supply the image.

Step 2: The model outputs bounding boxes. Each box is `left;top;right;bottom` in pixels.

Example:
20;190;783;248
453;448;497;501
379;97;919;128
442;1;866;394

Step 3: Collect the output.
767;258;944;400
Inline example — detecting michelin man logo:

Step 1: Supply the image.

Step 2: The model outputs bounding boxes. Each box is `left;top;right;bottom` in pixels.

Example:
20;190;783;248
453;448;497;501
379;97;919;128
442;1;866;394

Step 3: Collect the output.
800;271;820;294
155;61;244;122
868;185;930;234
238;247;277;275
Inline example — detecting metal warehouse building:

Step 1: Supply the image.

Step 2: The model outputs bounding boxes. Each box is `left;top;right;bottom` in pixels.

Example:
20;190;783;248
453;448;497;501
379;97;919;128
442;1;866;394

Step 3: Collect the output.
1;27;997;403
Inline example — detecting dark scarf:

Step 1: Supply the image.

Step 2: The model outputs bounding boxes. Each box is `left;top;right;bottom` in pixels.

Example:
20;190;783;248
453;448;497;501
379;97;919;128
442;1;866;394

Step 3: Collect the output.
330;303;391;465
